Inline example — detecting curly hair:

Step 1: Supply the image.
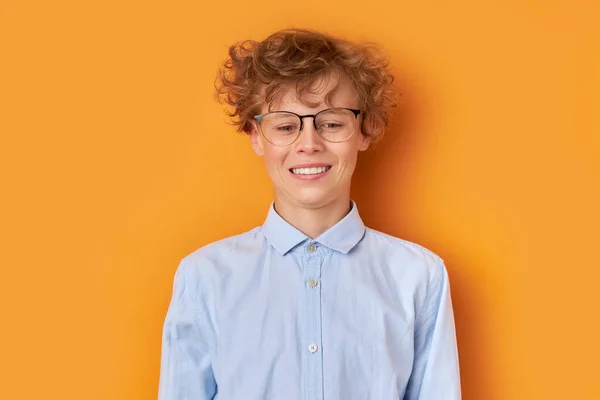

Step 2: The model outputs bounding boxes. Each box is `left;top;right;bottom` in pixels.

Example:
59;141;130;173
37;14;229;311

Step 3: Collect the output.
215;29;396;141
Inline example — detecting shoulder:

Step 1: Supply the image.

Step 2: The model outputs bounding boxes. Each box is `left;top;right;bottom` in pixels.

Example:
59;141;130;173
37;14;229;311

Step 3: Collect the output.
173;226;265;284
184;226;264;263
364;227;443;262
362;227;446;286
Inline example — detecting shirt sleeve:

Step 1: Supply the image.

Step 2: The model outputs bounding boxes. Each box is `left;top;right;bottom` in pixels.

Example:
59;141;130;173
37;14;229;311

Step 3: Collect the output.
158;259;217;400
404;260;462;400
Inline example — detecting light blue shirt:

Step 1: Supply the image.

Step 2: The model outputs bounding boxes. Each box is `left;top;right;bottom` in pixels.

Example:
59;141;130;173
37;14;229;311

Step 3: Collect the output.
158;201;461;399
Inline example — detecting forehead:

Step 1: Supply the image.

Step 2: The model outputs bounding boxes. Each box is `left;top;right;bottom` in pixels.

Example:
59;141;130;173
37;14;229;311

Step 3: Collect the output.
265;72;359;112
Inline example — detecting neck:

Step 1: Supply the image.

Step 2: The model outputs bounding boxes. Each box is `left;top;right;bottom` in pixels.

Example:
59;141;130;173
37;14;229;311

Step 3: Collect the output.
273;195;352;239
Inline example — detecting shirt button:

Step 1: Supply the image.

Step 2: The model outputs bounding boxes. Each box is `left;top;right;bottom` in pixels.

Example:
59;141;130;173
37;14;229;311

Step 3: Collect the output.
308;343;318;353
307;277;319;288
307;243;318;253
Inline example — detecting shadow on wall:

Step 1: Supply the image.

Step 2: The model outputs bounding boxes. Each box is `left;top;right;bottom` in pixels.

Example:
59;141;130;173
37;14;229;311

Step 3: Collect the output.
351;77;494;400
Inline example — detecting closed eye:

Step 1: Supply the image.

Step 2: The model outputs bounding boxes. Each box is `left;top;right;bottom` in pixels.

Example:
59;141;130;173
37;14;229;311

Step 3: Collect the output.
319;122;344;130
275;125;298;132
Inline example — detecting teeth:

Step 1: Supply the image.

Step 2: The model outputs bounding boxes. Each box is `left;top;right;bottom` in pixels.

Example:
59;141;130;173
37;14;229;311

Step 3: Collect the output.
291;166;330;175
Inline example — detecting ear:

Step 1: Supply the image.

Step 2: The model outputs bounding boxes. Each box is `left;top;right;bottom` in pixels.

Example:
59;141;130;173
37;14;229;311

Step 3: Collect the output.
248;121;264;156
357;113;372;151
358;133;371;151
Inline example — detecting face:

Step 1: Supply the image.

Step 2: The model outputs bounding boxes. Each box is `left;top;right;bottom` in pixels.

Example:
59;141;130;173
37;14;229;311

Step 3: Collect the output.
249;73;370;211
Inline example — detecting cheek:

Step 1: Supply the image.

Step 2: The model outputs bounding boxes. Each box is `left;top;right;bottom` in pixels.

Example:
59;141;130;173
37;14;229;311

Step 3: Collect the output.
341;156;359;174
337;147;360;170
263;147;289;170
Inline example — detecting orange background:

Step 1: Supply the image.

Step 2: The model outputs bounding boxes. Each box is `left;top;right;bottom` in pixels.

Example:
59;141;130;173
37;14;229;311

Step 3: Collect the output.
1;0;599;399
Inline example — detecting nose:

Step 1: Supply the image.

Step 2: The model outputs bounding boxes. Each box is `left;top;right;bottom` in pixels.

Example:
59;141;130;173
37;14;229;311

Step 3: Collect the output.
295;117;325;153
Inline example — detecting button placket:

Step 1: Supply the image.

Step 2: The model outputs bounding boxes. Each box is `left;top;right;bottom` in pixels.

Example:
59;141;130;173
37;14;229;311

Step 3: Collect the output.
302;243;324;399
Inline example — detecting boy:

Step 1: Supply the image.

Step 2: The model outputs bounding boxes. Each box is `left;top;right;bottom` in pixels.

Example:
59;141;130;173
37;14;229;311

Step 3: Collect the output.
158;29;461;399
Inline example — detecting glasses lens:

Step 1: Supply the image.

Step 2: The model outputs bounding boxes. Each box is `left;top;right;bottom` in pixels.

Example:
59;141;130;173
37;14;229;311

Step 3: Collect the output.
260;112;301;145
315;108;357;142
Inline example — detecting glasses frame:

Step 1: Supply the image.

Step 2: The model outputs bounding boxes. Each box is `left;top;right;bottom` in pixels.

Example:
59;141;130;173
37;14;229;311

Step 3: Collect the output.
253;108;362;146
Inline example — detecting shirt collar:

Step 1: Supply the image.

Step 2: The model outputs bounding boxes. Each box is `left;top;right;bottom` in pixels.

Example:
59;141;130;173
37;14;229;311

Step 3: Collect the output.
261;200;366;255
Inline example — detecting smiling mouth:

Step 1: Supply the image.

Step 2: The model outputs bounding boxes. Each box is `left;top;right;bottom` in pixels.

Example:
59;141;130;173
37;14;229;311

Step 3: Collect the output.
289;166;332;175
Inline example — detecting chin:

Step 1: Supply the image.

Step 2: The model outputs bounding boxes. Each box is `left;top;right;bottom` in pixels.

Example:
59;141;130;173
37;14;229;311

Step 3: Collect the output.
289;189;336;209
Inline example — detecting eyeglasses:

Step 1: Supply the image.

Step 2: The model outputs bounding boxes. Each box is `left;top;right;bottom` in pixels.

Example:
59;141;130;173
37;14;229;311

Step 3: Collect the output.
253;108;362;147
